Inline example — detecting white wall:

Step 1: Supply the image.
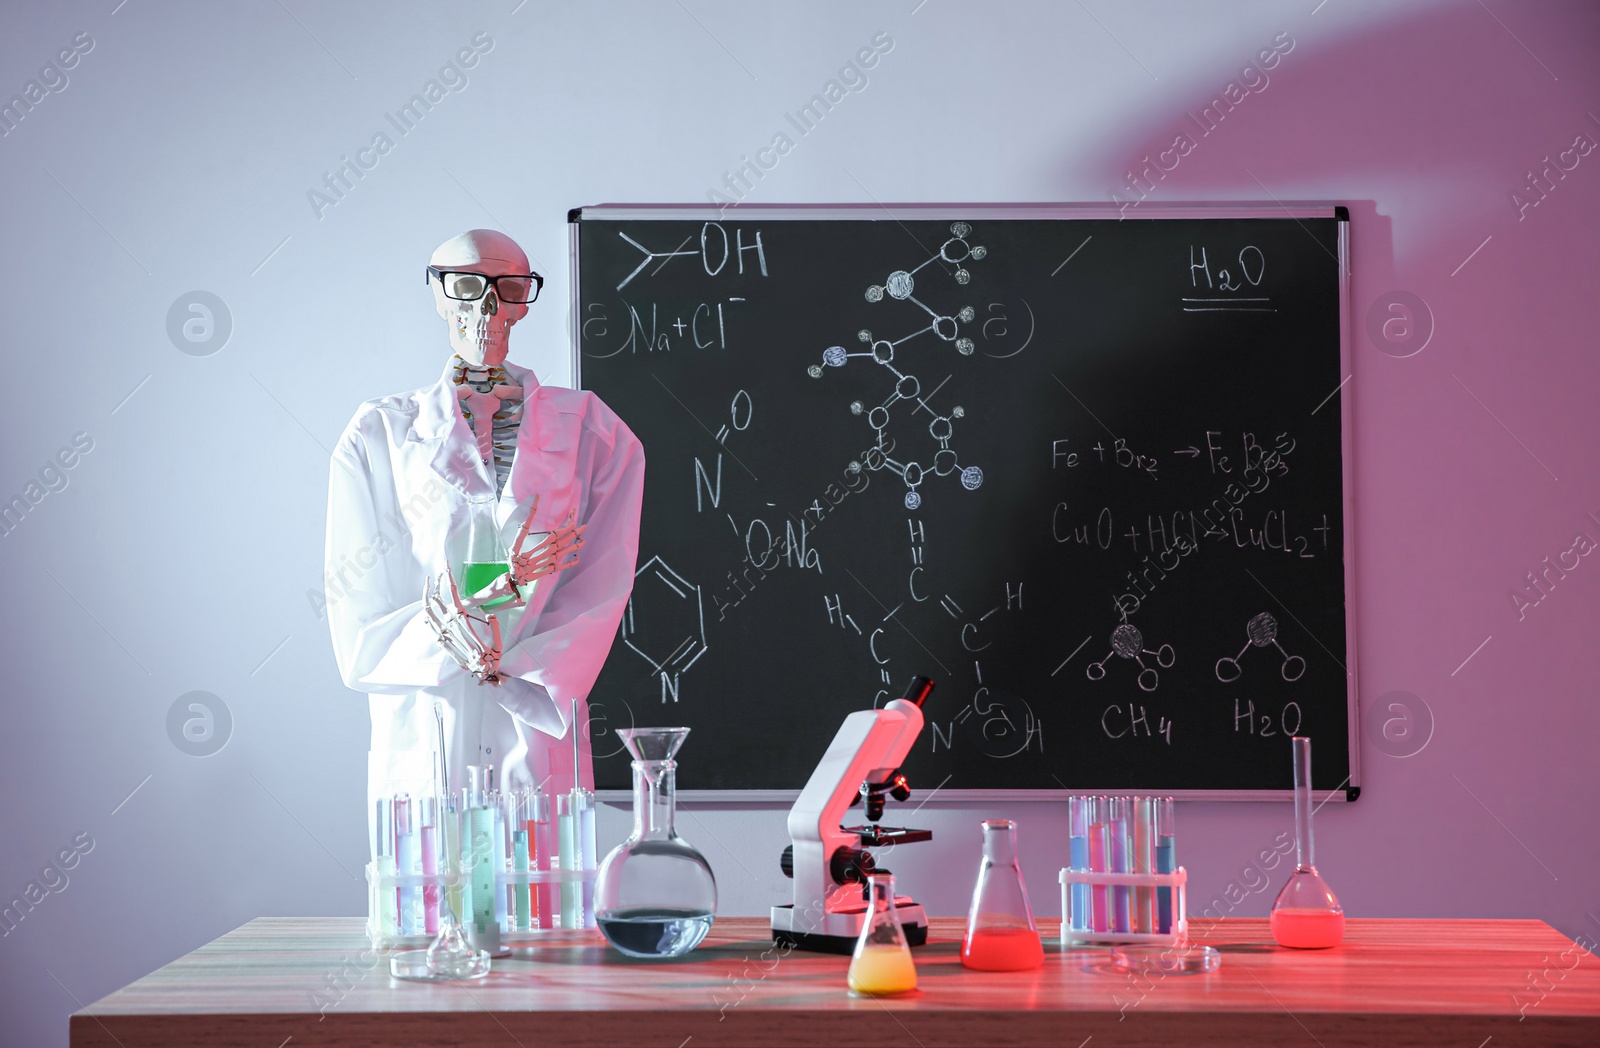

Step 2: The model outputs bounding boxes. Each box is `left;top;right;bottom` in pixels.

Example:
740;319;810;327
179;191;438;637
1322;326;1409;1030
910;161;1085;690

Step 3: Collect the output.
3;2;1598;1045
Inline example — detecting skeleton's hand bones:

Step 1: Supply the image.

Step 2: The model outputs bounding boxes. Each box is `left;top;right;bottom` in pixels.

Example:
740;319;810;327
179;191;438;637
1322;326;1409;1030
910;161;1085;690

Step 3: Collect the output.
453;497;584;609
424;569;503;685
509;507;585;588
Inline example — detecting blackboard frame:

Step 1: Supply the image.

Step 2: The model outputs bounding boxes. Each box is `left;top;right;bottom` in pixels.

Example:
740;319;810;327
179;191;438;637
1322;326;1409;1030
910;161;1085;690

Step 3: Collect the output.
569;202;1358;804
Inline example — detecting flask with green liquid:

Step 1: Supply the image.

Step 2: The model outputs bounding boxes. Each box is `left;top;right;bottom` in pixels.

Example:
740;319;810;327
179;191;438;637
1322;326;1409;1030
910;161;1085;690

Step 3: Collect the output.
453;494;515;610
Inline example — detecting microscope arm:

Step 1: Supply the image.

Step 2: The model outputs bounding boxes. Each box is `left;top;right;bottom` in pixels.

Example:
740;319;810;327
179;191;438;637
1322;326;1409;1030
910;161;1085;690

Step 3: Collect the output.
785;698;926;914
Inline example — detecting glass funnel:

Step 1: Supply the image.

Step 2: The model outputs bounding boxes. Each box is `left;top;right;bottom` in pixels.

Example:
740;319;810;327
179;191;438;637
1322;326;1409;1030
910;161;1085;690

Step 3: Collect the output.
848;872;919;996
962;819;1044;970
1270;736;1345;948
449;493;514;609
594;727;717;958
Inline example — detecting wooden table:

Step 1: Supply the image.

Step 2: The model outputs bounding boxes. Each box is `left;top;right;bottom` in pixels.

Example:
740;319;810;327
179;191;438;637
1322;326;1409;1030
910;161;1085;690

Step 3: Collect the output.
72;917;1600;1047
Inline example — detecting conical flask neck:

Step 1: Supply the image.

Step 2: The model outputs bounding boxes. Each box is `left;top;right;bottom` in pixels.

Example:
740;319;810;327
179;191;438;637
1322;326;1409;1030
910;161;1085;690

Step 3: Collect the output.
861;874;909;947
981;820;1019;866
463;496;504;561
968;819;1038;935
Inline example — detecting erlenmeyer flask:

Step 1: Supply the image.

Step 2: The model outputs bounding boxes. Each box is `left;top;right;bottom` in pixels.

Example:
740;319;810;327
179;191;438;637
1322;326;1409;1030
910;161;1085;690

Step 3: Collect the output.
848;872;918;996
961;819;1044;971
594;727;717;957
1270;736;1345;948
451;494;514;609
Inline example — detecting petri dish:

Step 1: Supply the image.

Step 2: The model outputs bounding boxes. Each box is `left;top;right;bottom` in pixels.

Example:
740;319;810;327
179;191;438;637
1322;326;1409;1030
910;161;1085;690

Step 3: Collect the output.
1110;943;1221;975
389;947;492;981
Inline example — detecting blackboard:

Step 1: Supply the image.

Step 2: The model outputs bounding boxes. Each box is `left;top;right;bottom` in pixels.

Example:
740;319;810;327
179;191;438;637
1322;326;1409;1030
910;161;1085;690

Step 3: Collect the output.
571;204;1357;801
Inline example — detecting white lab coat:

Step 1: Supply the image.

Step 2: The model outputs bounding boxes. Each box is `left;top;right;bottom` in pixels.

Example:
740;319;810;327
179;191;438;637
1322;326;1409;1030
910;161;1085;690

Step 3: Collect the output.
324;358;643;859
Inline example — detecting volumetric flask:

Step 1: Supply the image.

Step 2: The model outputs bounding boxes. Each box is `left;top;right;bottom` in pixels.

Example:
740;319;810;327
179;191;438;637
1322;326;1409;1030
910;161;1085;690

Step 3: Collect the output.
1270;736;1345;948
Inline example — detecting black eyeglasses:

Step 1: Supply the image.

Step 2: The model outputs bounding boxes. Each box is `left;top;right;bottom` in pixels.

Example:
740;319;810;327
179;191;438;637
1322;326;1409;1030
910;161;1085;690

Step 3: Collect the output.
426;266;544;304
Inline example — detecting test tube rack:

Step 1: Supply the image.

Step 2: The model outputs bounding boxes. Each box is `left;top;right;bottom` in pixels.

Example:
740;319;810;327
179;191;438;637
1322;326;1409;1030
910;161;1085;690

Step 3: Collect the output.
1058;867;1188;946
365;863;601;950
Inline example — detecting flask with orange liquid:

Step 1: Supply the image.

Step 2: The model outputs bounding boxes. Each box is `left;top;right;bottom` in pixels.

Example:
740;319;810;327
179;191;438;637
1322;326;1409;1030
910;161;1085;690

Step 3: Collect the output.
847;872;919;996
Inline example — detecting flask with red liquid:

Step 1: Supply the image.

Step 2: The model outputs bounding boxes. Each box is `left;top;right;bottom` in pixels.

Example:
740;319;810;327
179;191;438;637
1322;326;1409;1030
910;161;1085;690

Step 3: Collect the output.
1270;736;1345;949
961;819;1045;971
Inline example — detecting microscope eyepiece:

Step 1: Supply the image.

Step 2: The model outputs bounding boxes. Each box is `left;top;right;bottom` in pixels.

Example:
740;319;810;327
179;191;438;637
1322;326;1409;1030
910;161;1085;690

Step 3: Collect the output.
900;676;935;707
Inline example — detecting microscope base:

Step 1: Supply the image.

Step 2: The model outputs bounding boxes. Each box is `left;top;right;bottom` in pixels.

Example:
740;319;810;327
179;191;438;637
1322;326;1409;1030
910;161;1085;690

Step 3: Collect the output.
770;901;929;954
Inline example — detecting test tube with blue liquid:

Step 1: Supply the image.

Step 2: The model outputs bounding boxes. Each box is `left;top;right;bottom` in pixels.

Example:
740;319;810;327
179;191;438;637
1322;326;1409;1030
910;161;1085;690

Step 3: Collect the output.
1067;796;1091;934
1156;797;1176;934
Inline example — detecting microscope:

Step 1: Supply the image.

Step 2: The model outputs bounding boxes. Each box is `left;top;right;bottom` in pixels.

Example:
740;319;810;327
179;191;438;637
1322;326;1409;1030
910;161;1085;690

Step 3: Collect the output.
771;676;936;953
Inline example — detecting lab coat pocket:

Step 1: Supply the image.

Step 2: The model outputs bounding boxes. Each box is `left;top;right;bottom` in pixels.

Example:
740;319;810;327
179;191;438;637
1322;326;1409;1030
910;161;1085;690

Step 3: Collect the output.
537;403;582;455
509;447;578;526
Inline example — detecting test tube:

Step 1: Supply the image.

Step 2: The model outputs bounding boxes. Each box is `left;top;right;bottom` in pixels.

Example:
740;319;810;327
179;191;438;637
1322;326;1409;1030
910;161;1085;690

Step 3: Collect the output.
1109;796;1131;934
456;788;473;927
1133;796;1155;933
577;792;596;928
1088;796;1110;933
558;793;578;929
466;766;495;934
492;790;509;932
512;789;532;931
1156;797;1176;934
530;787;554;929
1067;796;1091;934
395;794;418;935
375;797;399;938
442;798;462;924
420;796;440;935
568;700;597;929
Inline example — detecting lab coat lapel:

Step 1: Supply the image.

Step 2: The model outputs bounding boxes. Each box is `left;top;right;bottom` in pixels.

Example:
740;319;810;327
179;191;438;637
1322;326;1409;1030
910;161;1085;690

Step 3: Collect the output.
502;362;578;533
497;362;581;638
412;360;495;500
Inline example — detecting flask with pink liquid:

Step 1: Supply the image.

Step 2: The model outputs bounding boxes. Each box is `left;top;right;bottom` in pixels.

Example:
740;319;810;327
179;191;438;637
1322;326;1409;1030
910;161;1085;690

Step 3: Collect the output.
1270;736;1345;948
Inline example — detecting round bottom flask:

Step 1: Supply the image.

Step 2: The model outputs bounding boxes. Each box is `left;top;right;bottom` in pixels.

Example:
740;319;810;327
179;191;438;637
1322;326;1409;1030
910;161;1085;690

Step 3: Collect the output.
594;727;717;958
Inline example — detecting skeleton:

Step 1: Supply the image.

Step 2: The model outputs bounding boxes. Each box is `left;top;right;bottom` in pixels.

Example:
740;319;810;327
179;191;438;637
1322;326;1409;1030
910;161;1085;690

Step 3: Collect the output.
420;230;585;685
453;360;523;491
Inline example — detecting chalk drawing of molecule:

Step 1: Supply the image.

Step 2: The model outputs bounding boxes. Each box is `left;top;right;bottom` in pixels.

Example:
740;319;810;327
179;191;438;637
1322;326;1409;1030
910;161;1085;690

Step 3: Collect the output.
621;556;707;703
1215;612;1305;683
1086;624;1176;693
807;222;988;510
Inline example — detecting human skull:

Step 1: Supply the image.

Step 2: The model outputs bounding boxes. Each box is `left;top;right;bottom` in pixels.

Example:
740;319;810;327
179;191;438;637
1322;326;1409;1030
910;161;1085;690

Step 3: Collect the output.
429;229;532;367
